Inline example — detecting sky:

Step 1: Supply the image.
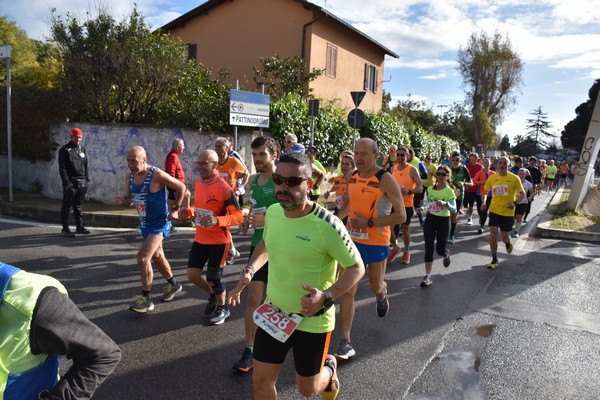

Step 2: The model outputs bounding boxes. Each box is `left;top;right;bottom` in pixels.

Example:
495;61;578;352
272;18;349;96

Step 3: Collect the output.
2;0;600;146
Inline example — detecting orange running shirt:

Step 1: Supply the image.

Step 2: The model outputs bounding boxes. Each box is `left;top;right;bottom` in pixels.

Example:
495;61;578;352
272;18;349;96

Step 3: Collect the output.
216;157;246;190
391;164;417;208
346;169;392;246
331;175;349;210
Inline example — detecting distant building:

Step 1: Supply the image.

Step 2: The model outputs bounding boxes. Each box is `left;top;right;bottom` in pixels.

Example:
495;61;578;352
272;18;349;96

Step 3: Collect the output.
160;0;398;112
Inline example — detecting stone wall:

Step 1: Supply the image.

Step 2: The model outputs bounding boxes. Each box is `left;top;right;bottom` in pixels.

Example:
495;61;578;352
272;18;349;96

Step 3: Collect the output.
0;123;259;203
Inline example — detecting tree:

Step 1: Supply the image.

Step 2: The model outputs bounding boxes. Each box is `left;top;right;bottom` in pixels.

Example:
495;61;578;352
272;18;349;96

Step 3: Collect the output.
498;134;511;151
51;6;189;123
561;79;600;150
457;31;523;149
252;55;323;101
525;106;554;152
511;135;537;156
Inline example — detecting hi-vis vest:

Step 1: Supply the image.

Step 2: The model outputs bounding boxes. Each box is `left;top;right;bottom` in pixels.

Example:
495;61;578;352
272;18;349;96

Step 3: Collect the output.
0;263;67;400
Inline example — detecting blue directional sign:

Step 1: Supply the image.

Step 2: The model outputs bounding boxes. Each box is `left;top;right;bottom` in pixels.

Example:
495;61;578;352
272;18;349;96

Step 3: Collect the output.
230;89;270;128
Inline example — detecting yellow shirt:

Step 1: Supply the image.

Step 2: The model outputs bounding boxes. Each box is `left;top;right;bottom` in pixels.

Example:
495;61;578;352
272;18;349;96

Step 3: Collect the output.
484;172;524;217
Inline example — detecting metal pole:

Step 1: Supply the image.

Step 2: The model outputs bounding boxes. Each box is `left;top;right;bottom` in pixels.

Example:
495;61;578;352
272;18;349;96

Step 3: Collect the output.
310;115;315;148
6;54;12;202
352;106;358;149
234;80;238;150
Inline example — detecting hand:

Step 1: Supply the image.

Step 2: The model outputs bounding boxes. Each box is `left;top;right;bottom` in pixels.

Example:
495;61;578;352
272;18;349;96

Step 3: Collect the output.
301;284;324;316
249;212;266;228
508;202;515;209
169;209;180;220
349;211;368;228
239;218;249;235
227;282;246;308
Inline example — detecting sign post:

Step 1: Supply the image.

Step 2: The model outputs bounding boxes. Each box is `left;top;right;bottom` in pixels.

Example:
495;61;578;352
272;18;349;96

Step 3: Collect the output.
308;99;319;147
349;91;366;148
0;45;12;202
229;89;270;129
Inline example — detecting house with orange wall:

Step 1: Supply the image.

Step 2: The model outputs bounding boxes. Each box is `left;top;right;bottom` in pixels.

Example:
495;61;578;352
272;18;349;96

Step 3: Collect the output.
161;0;398;113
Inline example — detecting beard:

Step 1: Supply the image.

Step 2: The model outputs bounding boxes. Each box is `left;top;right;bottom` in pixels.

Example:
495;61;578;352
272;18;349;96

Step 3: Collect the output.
276;189;306;210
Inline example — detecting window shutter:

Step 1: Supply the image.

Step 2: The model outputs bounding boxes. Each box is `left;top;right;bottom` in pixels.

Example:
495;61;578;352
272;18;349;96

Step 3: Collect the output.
373;67;378;93
187;44;197;61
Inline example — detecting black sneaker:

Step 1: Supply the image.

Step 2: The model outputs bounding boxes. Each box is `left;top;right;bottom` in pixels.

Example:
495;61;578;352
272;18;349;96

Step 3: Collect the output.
233;347;253;372
76;226;90;234
204;294;217;315
333;339;356;360
209;306;231;325
61;228;75;238
376;293;389;318
443;249;451;268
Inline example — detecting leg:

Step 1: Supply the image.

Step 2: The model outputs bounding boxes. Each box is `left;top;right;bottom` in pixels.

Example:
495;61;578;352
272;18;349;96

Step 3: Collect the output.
489;226;499;255
338;283;358;341
61;186;74;229
253;360;284;400
367;261;387;301
151;240;174;281
137;233;165;291
245;280;266;344
72;184;88;228
187;268;213;294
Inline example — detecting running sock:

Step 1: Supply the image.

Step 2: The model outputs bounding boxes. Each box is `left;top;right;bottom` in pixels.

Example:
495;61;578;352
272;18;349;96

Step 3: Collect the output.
142;290;151;299
404;246;410;252
515;222;522;231
245;345;254;353
450;223;457;236
167;277;178;286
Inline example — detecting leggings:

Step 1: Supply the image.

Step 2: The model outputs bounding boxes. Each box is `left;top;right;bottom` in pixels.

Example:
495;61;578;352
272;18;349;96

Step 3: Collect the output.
423;214;450;262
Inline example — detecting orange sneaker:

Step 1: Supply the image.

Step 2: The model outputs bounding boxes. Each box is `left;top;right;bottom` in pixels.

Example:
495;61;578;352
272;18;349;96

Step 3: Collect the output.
387;246;400;263
400;251;410;264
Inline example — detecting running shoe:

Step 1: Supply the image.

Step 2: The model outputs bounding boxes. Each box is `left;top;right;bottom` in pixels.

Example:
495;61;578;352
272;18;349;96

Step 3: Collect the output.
204;294;217;315
467;217;473;225
487;259;499;269
233;347;254;372
511;231;519;238
226;247;241;265
209;306;231;325
161;282;182;302
506;240;513;254
129;296;154;313
400;251;410;264
387;246;401;263
443;249;451;268
333;339;356;360
376;293;389;318
61;228;75;238
76;226;91;234
448;235;456;244
477;227;484;235
322;355;339;400
420;275;432;287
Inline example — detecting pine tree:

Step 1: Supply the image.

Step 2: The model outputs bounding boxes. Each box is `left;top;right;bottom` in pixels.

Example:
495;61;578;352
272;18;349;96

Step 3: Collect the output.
525;106;554;152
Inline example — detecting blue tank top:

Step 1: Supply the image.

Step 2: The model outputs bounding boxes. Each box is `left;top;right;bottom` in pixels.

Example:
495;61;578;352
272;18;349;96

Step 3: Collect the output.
129;167;170;237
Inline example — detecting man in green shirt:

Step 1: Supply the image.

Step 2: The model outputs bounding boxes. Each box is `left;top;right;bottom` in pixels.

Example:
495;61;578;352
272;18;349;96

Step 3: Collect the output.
228;152;365;400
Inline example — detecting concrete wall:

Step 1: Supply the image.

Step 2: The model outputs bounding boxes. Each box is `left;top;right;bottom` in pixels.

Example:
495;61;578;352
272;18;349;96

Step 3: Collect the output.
0;123;258;203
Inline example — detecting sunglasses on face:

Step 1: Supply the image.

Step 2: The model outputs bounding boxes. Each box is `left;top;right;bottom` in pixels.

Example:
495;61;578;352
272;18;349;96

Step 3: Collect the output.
451;158;460;162
396;153;407;157
436;172;447;177
285;140;295;144
272;174;310;187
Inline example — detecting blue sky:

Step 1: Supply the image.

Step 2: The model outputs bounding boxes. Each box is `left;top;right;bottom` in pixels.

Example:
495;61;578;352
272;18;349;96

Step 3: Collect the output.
3;0;600;147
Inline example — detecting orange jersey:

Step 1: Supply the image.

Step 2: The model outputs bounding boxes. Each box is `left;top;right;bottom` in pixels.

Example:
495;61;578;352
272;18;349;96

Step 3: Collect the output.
216;156;246;190
193;176;243;244
331;175;349;210
347;169;392;246
391;164;417;208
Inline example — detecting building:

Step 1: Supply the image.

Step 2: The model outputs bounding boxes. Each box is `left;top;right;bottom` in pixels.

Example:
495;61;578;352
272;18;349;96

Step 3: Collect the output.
161;0;398;112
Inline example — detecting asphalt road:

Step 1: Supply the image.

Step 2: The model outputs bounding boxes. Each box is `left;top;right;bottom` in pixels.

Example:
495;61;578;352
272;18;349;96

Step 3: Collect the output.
2;191;599;399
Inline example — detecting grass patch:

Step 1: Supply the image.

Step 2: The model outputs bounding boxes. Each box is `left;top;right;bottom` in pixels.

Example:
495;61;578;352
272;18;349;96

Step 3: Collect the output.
549;200;600;232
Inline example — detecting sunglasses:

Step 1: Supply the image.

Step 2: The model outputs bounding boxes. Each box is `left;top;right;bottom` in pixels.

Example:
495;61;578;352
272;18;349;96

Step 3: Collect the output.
273;174;310;187
396;153;407;157
451;158;460;162
436;172;448;177
285;140;295;144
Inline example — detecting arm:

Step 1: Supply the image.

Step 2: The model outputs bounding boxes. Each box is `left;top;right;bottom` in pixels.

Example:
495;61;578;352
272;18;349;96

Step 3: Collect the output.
58;148;70;188
116;173;133;207
367;173;406;227
227;239;269;306
31;288;121;400
84;147;90;182
312;168;325;186
409;167;424;194
154;168;187;217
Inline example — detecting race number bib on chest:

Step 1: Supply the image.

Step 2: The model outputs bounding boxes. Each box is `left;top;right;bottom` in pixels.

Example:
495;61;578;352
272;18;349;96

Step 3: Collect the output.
253;303;303;343
133;199;146;217
194;208;213;227
428;202;444;214
492;184;509;196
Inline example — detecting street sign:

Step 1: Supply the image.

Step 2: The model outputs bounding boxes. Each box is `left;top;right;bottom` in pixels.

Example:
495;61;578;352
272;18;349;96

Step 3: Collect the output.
348;109;365;129
350;91;366;108
229;89;270;128
0;45;11;59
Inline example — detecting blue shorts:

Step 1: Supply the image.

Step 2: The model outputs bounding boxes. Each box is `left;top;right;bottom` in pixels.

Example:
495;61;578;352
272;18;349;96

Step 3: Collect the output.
354;242;390;264
140;222;171;239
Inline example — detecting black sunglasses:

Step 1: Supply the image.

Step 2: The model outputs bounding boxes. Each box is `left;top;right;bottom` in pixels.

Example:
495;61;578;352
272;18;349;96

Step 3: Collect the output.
285;140;295;144
436;172;448;177
273;174;310;187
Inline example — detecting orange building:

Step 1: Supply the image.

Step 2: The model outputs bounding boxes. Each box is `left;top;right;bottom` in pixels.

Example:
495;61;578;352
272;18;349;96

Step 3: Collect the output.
161;0;398;112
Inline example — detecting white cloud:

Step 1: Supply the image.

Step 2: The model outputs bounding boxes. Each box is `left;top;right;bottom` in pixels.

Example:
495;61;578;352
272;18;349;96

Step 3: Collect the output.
419;71;447;80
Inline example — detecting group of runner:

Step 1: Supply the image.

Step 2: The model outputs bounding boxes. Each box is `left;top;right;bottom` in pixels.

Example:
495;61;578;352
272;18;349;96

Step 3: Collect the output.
115;135;564;400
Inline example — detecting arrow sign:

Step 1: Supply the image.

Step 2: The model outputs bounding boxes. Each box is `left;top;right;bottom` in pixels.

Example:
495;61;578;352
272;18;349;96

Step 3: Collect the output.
351;91;366;108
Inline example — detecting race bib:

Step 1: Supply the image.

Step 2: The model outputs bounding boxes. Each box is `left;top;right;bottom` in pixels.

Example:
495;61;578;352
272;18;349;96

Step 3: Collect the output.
347;218;368;240
427;202;444;214
492;184;509;196
335;195;344;209
253;303;303;343
133;199;146;217
250;207;267;229
194;208;213;227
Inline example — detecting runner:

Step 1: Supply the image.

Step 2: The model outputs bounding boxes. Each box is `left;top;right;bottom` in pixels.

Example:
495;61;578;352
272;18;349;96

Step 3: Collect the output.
471;157;495;234
546;160;557;192
335;138;405;360
481;156;525;269
448;151;472;243
388;146;423;264
117;146;186;313
233;136;279;372
418;165;456;286
324;154;355;217
227;152;365;400
186;149;243;325
464;153;483;225
513;168;534;238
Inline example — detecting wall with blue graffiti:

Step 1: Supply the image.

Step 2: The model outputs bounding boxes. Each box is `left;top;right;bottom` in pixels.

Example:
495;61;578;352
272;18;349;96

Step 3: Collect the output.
0;123;258;203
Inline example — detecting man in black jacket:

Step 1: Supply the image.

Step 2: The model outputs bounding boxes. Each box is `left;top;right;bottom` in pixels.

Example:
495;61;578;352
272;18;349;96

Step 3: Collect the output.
58;128;90;237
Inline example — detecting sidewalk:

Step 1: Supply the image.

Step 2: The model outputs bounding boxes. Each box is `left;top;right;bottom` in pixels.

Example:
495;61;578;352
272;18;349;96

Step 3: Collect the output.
0;186;599;243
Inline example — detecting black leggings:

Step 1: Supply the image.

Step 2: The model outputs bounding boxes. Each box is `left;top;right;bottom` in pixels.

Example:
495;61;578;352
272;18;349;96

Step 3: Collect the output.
423;214;450;262
477;196;492;227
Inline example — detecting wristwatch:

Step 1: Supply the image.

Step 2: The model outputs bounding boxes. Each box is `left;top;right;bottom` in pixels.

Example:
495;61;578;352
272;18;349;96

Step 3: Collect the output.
172;204;180;211
367;218;374;227
323;289;334;308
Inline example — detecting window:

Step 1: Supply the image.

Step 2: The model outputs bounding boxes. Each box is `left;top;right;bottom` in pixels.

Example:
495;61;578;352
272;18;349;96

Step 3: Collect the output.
326;43;337;78
364;64;378;93
186;44;197;61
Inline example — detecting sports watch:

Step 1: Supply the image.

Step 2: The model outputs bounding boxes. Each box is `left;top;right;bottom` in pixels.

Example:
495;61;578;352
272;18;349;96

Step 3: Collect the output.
323;289;334;308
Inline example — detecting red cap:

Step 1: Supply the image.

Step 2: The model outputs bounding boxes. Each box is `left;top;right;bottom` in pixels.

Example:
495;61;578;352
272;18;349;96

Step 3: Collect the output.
71;128;83;137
